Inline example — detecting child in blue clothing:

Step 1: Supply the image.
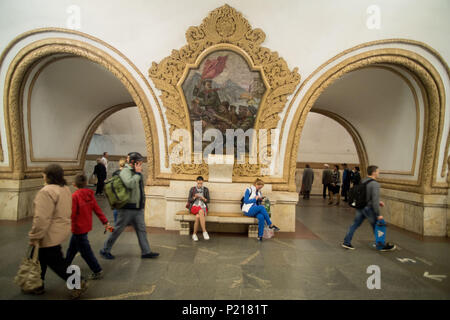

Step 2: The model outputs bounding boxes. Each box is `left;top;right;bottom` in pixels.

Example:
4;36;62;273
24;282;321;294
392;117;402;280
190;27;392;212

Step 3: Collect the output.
241;178;280;241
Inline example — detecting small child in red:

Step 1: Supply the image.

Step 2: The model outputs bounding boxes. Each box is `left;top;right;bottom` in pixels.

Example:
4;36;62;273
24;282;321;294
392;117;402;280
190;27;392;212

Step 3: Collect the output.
66;173;111;280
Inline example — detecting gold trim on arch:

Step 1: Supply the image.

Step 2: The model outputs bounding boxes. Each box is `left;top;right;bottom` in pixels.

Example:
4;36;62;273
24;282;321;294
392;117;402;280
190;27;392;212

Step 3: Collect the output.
280;39;449;187
2;38;162;185
148;4;300;178
22;102;136;172
0;27;169;169
284;48;446;194
309;108;369;176
323;64;421;176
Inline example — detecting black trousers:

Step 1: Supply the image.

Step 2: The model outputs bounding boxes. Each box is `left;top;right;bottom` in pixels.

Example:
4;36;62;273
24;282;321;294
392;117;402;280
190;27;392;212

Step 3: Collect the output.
341;183;350;200
323;184;329;198
38;245;70;281
96;179;105;195
66;233;102;273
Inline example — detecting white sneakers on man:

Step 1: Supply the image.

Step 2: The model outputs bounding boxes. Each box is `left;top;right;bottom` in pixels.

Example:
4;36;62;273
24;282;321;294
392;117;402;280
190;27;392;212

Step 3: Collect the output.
192;233;199;241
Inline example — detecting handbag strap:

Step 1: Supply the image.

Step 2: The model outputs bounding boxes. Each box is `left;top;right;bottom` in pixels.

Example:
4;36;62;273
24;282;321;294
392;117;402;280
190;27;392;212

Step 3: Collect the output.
28;243;40;262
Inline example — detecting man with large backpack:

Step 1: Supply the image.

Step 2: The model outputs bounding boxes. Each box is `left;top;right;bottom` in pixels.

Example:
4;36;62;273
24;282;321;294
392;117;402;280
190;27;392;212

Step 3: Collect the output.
100;152;159;260
341;165;396;252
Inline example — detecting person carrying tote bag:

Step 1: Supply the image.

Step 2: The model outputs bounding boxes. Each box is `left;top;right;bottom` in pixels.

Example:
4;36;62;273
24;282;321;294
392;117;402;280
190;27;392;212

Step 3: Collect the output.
26;164;89;298
14;244;44;294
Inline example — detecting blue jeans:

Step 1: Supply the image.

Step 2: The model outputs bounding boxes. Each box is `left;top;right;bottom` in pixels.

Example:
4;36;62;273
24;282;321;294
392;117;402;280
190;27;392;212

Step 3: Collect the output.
344;206;379;246
113;209;118;224
244;205;272;238
103;209;151;255
66;233;102;273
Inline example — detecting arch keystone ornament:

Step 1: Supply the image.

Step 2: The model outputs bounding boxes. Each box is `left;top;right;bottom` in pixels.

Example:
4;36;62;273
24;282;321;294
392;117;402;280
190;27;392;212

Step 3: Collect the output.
149;4;300;179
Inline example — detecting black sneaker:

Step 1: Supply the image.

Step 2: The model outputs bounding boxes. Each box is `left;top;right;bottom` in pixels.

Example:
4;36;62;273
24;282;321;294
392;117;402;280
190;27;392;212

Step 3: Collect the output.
257;237;263;242
142;252;160;259
379;243;396;252
88;270;104;280
269;225;280;232
341;243;355;250
99;249;115;260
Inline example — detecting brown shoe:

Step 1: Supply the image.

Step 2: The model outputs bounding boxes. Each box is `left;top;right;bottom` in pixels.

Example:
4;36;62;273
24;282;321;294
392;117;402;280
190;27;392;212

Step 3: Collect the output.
70;279;89;299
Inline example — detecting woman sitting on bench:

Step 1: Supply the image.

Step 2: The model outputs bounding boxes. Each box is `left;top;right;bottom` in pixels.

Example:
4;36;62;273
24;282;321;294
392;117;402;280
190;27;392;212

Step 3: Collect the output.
187;176;210;241
242;179;280;241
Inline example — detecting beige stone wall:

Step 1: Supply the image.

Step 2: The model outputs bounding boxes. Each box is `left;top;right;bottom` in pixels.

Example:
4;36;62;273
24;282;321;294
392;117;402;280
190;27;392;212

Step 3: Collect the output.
380;189;448;237
0;176;76;221
146;180;297;233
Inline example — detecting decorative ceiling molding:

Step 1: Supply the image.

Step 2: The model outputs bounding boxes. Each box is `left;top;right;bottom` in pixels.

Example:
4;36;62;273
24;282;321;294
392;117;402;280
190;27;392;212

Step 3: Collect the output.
149;4;300;178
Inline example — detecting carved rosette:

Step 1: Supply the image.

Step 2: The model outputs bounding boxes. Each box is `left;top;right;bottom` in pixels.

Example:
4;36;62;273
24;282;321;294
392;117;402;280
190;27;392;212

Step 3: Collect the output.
149;4;300;178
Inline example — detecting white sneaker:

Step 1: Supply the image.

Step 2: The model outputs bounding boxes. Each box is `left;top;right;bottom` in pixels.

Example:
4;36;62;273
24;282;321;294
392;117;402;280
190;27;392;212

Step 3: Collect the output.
203;232;210;240
192;234;198;241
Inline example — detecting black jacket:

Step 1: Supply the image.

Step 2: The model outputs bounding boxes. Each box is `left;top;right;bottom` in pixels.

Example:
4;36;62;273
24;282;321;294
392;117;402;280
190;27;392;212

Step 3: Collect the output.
187;186;210;210
93;163;107;181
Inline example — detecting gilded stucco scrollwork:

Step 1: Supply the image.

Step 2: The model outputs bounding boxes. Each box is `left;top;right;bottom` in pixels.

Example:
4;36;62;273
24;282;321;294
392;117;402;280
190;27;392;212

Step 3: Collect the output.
0;133;3;162
149;4;300;178
284;49;447;194
3;39;161;184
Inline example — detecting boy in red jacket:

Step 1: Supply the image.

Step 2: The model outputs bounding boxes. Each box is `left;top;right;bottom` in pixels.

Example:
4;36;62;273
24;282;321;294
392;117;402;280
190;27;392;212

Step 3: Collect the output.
66;174;111;280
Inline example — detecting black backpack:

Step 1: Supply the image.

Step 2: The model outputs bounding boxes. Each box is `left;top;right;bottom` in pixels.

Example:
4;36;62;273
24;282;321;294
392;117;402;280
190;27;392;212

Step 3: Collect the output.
348;179;374;209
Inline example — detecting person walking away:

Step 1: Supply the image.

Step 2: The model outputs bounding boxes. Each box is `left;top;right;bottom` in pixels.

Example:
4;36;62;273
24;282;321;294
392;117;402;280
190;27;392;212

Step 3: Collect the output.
329;165;341;205
100;152;159;260
342;165;396;251
242;179;280;242
93;158;107;196
341;163;351;202
187;176;210;241
28;164;88;298
66;173;112;280
301;164;314;199
322;164;332;200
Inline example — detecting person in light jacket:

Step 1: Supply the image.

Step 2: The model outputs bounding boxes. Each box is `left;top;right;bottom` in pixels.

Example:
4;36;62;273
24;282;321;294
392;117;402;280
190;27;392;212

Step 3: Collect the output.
242;179;280;241
28;164;88;298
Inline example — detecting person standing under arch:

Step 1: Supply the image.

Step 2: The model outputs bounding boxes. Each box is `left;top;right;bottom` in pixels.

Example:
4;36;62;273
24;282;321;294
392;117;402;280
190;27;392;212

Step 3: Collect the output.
328;165;341;205
301;164;314;200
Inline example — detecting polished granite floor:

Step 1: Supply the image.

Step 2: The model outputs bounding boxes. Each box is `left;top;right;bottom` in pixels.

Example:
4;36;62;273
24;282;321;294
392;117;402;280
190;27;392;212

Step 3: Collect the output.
0;196;449;300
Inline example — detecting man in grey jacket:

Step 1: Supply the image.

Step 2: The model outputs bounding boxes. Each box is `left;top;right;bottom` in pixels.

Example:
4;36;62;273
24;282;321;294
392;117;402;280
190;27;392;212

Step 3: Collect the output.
341;165;396;251
100;152;160;260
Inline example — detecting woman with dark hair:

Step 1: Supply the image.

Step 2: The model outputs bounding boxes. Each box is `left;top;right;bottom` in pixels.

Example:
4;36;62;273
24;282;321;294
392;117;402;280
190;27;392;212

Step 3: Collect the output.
28;164;88;298
328;165;341;205
187;176;210;241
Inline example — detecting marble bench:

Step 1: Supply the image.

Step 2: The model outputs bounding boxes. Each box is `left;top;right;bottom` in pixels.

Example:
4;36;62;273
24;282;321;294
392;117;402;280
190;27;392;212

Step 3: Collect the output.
175;210;259;238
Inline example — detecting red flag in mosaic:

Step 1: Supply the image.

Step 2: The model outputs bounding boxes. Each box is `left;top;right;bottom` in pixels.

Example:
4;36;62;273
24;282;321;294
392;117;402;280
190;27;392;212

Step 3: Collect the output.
201;55;228;79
